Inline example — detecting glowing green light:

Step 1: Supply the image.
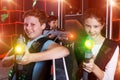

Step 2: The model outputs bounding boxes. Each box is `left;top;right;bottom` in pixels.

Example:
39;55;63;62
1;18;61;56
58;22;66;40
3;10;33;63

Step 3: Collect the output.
84;36;94;49
8;73;12;77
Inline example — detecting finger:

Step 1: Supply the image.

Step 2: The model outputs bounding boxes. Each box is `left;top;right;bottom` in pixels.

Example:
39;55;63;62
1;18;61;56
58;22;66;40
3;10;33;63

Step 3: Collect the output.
83;62;87;65
83;64;86;68
88;58;94;65
25;47;29;54
83;65;93;73
83;62;94;72
83;68;92;73
17;60;26;65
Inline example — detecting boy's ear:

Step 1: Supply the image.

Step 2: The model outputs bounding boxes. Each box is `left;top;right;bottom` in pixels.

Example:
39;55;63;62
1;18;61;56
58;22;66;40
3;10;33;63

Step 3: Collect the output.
41;23;46;30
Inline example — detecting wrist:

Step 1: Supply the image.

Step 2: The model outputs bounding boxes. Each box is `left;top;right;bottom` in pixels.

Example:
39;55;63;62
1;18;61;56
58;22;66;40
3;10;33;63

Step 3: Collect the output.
93;64;104;80
93;64;98;73
28;53;32;63
10;55;15;62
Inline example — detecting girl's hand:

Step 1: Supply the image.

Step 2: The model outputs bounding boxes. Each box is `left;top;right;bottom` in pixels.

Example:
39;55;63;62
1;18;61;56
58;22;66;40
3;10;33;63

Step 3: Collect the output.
83;57;95;73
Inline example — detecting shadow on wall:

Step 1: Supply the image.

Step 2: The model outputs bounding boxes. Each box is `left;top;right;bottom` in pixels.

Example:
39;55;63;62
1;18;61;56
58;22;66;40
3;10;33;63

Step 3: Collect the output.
64;19;85;80
64;19;84;40
64;19;83;31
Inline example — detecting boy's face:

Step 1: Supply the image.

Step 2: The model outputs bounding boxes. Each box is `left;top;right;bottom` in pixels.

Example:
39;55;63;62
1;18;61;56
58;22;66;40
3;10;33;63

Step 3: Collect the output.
49;20;58;30
24;16;45;40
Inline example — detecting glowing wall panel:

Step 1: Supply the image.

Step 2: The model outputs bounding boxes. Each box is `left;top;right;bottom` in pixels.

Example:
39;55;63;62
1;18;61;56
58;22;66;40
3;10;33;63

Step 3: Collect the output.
0;0;24;54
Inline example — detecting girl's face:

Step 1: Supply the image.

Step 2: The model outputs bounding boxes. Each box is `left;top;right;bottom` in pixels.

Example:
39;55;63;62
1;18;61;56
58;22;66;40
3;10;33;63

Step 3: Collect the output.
84;17;104;39
24;16;45;40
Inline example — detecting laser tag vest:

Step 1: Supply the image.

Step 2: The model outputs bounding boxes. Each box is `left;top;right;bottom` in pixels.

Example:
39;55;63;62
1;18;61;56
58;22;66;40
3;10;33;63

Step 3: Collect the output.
76;39;118;80
9;37;52;80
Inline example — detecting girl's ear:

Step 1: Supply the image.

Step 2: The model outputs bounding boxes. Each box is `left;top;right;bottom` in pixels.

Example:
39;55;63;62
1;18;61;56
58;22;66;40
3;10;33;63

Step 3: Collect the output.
101;24;105;29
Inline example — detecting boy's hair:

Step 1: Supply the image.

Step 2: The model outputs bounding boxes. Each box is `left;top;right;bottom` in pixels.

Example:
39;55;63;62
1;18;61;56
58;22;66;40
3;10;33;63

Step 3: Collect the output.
23;8;47;24
47;15;58;23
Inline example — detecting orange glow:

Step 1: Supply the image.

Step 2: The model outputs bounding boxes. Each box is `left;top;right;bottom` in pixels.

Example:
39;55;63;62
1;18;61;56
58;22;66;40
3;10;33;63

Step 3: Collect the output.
68;33;76;41
63;0;72;9
4;0;13;2
0;53;6;59
7;0;12;2
69;33;74;39
3;0;17;6
0;37;10;48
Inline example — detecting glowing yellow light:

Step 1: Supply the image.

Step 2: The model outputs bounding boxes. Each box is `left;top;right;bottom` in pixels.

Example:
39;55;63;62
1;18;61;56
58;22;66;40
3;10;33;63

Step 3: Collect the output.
14;44;25;54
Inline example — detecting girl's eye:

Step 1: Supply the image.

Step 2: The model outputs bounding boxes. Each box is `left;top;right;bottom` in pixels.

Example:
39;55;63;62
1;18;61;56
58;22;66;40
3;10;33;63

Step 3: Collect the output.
94;25;101;28
94;26;98;28
85;24;90;28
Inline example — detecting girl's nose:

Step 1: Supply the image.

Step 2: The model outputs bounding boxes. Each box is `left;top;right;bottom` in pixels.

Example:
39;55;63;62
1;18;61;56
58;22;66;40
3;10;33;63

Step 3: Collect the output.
89;27;94;33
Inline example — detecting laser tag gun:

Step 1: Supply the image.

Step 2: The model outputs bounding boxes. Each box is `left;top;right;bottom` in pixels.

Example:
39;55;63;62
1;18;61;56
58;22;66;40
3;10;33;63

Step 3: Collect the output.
8;34;26;80
9;36;52;80
57;31;75;42
44;30;74;41
55;31;71;40
14;34;26;63
14;34;26;80
84;36;94;63
83;36;94;80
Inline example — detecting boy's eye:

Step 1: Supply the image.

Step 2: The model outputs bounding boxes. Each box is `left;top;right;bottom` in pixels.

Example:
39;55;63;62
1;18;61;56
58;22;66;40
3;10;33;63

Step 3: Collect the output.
31;23;35;26
24;23;28;26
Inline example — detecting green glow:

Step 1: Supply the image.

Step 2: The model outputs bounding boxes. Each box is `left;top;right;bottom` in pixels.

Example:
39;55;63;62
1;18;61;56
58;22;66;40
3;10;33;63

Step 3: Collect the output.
84;36;94;49
1;7;9;22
